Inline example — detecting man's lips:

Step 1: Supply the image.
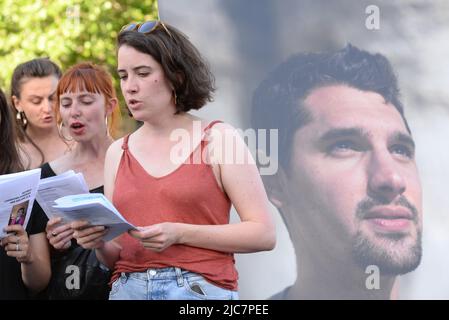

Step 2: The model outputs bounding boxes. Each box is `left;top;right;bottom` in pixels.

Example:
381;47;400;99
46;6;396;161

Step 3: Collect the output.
363;206;414;220
363;206;414;232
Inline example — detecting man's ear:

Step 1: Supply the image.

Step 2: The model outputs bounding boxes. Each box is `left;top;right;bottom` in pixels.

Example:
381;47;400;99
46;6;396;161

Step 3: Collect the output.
262;166;289;209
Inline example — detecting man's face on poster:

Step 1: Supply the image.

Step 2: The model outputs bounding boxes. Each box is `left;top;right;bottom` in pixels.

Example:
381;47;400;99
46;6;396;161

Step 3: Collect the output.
278;84;422;275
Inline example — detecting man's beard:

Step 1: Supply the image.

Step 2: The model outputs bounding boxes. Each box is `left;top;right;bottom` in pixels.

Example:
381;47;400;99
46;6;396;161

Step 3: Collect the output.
351;196;422;276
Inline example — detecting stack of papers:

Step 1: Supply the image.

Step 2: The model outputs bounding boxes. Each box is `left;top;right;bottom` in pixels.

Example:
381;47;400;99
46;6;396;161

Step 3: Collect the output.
1;170;135;241
53;193;136;241
35;170;89;220
0;169;41;238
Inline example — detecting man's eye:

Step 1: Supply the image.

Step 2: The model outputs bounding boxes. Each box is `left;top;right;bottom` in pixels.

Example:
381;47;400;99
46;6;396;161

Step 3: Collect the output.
118;74;127;80
390;144;414;159
138;72;149;77
327;140;360;154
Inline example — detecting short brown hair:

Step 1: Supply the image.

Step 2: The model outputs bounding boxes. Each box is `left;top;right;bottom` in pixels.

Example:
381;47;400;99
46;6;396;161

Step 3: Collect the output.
117;22;215;113
252;44;409;170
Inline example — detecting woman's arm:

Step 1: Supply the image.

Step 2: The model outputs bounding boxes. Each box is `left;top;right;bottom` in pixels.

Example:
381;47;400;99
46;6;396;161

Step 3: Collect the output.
2;225;51;293
130;123;276;253
71;139;124;268
22;232;51;293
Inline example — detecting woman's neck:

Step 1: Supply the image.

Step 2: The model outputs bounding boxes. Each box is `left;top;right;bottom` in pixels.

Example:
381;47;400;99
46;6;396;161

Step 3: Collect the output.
140;112;198;136
25;124;59;143
71;134;113;162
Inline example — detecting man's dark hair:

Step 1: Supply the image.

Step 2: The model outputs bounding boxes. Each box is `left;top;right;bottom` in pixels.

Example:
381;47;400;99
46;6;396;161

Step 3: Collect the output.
251;44;410;170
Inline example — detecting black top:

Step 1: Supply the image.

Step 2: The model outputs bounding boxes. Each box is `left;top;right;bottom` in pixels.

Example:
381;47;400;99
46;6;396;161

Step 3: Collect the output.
32;163;109;300
0;169;48;300
39;162;104;194
30;163;104;233
32;163;104;227
0;163;106;300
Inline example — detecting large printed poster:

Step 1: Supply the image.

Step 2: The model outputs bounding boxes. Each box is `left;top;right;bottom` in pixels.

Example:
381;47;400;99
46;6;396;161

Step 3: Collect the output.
160;0;449;299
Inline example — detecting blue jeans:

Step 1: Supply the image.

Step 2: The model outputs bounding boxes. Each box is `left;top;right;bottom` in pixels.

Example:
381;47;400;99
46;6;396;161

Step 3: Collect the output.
109;267;239;300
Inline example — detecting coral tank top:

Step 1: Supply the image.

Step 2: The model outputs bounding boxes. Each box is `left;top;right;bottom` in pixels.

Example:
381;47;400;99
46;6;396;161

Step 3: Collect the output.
112;121;238;290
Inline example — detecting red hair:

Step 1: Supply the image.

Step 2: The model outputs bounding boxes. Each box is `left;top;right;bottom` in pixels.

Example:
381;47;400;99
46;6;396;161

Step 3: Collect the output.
56;62;121;137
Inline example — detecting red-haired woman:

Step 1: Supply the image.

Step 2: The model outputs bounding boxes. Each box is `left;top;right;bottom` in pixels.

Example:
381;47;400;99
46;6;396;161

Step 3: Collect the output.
29;62;121;299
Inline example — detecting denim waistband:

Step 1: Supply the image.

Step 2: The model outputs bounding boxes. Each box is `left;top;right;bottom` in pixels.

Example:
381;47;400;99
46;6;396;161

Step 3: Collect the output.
119;267;199;286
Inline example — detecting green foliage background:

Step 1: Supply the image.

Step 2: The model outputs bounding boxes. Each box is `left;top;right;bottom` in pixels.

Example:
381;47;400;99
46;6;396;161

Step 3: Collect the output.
0;0;158;134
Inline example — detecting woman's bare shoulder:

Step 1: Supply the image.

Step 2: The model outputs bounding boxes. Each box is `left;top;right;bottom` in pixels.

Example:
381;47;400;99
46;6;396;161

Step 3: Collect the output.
106;137;126;164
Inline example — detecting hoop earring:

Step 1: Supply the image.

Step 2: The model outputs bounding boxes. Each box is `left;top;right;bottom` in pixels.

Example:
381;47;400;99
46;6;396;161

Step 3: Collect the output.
173;90;178;106
58;122;74;142
105;116;111;137
16;111;27;128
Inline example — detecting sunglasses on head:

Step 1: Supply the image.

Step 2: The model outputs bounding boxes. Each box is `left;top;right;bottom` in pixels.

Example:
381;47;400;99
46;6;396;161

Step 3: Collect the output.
120;20;172;38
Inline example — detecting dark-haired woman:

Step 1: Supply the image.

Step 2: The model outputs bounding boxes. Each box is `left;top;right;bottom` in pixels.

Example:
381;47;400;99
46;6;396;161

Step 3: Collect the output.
73;21;276;300
0;88;51;299
11;58;71;169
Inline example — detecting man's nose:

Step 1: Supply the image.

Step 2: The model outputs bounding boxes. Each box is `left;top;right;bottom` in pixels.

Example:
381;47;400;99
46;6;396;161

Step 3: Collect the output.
367;149;406;203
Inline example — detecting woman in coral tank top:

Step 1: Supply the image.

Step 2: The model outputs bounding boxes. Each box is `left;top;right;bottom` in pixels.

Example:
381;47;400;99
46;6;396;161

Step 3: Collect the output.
72;20;276;300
